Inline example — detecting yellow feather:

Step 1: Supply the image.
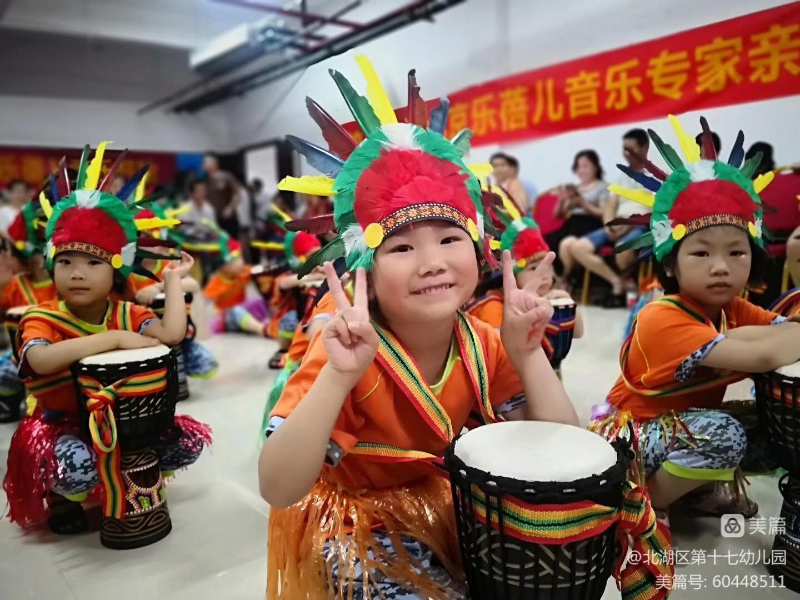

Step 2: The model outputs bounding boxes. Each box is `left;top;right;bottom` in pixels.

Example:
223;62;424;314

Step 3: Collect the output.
501;196;521;222
251;241;285;251
608;184;655;208
165;206;190;219
136;217;180;231
468;163;493;179
667;115;700;163
278;175;335;197
355;55;397;126
84;140;111;190
135;170;149;202
489;239;501;250
753;170;775;194
38;191;53;219
270;204;293;223
181;242;222;252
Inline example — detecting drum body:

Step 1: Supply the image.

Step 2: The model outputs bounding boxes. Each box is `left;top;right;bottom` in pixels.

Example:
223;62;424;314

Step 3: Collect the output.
73;346;178;549
754;367;800;474
770;474;800;593
150;293;192;400
445;422;627;600
5;305;31;361
545;299;576;371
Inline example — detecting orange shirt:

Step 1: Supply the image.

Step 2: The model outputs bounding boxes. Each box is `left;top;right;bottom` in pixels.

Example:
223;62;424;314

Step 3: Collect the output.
0;273;56;312
608;294;780;420
465;290;503;329
271;314;523;491
286;291;337;363
127;260;167;295
18;299;157;414
203;267;252;310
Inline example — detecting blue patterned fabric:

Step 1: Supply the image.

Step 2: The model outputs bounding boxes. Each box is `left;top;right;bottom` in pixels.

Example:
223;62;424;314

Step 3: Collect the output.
181;338;218;378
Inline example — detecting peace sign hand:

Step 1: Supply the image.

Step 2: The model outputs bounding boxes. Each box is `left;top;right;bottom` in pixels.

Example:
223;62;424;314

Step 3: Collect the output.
501;250;556;362
320;262;379;379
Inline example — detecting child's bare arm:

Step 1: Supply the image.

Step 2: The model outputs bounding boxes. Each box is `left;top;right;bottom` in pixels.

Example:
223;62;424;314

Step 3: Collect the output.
26;331;159;375
703;322;800;372
509;347;579;426
142;253;192;345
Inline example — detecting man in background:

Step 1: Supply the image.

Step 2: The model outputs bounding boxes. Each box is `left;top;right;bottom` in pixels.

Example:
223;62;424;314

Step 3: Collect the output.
203;153;242;239
490;152;537;215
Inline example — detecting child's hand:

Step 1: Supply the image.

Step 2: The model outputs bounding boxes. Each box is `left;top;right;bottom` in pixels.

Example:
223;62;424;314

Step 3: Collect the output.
135;285;161;306
163;251;194;280
501;250;555;362
321;262;378;379
111;331;161;350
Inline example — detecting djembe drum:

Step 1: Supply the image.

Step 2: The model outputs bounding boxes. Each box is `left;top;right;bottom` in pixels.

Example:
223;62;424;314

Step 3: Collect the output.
445;421;668;600
150;292;193;401
754;362;800;591
5;305;31;361
73;345;178;549
544;298;577;375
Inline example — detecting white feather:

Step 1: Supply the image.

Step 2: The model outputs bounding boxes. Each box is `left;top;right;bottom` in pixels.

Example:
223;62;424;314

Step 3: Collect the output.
686;160;717;183
652;218;674;247
755;217;763;238
121;241;137;266
476;212;484;236
379;123;421;150
512;220;526;232
342;223;368;258
74;189;101;208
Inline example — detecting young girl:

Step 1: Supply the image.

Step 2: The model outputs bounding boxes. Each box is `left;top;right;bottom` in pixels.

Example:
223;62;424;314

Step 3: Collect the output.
258;57;580;600
3;147;211;533
590;116;800;519
467;194;584;377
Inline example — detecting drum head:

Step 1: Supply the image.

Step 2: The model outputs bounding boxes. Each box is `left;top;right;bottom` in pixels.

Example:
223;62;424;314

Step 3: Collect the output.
776;362;800;379
454;421;617;482
79;345;172;365
251;265;264;275
549;297;576;307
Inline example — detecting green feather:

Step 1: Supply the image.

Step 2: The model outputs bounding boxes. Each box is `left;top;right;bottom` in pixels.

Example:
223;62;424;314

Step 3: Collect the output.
647;129;683;172
614;232;653;253
329;69;381;138
128;188;171;211
298;236;345;278
451;129;472;157
740;152;763;180
75;144;91;189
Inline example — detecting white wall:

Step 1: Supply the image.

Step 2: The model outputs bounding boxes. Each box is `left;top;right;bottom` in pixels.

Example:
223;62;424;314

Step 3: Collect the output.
0;95;232;152
221;0;799;189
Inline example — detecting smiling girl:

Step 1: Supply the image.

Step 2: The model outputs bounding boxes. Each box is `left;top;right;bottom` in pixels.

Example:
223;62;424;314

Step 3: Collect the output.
3;148;211;533
257;59;578;599
591;116;800;520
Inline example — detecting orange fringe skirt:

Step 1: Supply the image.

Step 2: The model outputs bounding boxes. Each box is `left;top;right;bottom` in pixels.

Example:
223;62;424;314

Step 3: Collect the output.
267;474;464;599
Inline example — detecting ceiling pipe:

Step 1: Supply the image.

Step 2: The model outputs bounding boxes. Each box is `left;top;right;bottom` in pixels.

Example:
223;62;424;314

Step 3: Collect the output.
216;0;363;30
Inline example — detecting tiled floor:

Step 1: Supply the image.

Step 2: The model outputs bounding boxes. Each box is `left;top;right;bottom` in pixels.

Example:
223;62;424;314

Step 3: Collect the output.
0;305;796;599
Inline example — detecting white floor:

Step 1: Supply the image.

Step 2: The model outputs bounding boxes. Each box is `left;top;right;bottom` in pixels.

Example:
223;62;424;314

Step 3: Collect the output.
0;306;795;599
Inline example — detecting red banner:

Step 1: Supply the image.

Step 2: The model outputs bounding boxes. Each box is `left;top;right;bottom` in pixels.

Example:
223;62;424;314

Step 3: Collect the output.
0;147;177;193
346;2;800;147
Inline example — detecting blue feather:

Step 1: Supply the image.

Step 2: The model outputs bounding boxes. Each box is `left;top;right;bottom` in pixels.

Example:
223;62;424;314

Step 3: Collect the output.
429;98;450;134
49;174;59;204
616;164;661;192
286;135;344;178
727;130;745;168
116;166;149;202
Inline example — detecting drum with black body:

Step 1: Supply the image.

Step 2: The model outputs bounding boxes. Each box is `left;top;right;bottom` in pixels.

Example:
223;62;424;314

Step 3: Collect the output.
445;421;634;600
543;298;577;374
72;345;178;549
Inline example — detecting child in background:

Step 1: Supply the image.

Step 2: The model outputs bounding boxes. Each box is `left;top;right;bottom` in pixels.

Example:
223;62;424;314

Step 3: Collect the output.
467;195;583;377
257;58;641;600
590;116;800;520
3;147;211;533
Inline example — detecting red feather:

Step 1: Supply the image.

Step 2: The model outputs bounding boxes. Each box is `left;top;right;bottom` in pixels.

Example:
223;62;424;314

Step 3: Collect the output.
305;97;357;161
407;69;429;128
606;214;651;227
292;232;322;257
59;156;72;197
513;228;550;260
699;116;717;161
354;150;475;227
480;190;503;209
626;147;668;181
286;214;336;234
100;149;129;192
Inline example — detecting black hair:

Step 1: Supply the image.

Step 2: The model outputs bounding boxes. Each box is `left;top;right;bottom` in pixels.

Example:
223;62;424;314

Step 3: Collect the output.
189;178;207;194
695;131;721;154
623;128;649;148
7;179;27;191
746;142;775;177
571;149;604;180
489;152;519;170
656;236;769;295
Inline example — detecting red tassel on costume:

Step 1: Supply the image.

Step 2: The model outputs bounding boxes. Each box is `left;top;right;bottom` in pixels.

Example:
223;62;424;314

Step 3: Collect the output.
173;414;213;454
3;412;78;529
